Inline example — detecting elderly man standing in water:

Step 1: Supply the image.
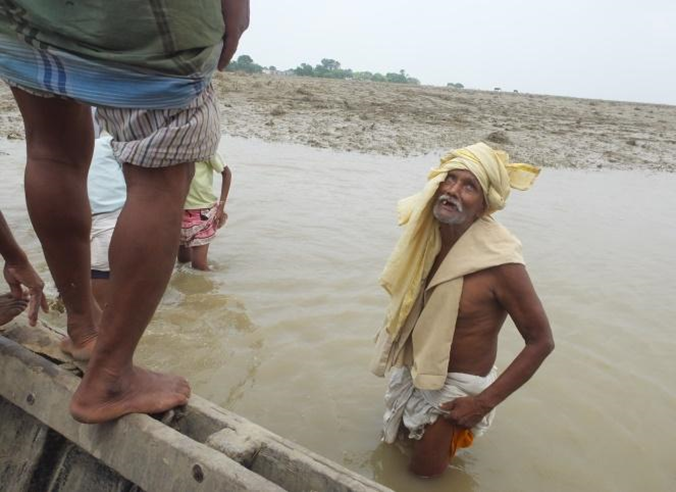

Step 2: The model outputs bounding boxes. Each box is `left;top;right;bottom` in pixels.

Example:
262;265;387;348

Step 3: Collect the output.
0;0;249;423
371;143;554;477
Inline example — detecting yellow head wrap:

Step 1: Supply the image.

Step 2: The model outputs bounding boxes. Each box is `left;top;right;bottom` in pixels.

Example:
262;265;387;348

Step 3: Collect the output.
436;142;540;214
380;142;540;337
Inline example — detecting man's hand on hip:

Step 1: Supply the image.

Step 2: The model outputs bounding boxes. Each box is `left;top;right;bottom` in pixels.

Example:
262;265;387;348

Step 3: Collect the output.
441;395;493;429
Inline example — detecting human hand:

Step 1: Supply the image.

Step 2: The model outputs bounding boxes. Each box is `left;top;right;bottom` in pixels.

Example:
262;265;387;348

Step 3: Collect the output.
440;396;493;429
218;0;250;70
214;207;228;229
3;259;48;326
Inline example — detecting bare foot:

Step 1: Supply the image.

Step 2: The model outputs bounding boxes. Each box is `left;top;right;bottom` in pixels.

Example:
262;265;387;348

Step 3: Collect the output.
0;293;28;326
60;335;97;361
70;365;191;424
60;312;99;361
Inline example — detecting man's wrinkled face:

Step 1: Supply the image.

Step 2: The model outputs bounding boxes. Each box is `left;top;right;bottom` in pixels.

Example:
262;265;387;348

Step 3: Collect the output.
432;169;486;226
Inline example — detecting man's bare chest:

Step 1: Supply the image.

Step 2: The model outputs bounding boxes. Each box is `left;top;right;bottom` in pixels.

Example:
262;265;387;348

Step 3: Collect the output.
456;270;503;324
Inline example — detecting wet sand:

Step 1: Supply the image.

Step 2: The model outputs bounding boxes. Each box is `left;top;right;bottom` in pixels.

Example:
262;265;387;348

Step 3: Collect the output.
2;72;676;172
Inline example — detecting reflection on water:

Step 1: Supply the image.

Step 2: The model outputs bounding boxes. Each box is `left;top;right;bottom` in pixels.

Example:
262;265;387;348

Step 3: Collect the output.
138;267;264;405
2;137;676;491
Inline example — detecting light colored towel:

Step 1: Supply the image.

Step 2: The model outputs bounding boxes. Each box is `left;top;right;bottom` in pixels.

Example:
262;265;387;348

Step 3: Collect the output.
382;366;498;444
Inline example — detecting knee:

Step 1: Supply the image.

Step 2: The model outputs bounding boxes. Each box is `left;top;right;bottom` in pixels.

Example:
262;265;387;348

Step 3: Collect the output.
27;147;93;175
409;462;448;478
409;455;449;478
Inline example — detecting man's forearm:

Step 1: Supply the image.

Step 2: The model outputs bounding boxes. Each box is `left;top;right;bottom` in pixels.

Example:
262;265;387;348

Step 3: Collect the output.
221;0;250;46
477;340;554;410
222;0;250;27
218;0;250;70
0;212;27;264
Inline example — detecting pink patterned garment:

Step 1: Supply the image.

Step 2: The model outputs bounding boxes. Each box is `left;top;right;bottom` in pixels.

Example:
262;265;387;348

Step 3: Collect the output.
180;205;218;247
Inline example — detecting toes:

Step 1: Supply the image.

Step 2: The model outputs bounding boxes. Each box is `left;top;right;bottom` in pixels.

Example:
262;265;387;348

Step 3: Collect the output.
177;379;191;397
14;300;28;311
0;299;28;320
174;393;189;406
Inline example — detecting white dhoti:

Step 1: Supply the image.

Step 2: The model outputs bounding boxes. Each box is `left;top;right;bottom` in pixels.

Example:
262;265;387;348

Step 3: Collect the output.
382;366;498;443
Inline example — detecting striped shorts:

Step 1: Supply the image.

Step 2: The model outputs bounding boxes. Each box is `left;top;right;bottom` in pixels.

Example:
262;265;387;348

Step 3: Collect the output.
5;79;221;168
97;84;221;168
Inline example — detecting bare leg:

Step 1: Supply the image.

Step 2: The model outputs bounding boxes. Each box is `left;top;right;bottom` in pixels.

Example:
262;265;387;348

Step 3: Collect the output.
189;244;211;271
61;287;102;360
409;417;457;478
0;293;28;326
70;162;194;423
11;88;98;359
91;278;111;310
177;245;191;264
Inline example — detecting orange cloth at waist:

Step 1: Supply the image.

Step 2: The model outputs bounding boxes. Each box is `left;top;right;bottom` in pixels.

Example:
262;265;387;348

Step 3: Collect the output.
450;428;474;460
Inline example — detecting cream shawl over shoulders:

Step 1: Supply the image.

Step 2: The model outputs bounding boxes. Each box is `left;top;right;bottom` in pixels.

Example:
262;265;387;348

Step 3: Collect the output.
371;217;524;389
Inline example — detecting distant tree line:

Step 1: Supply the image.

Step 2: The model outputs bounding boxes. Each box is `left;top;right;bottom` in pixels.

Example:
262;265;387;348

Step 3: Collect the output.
294;58;420;85
225;55;264;73
226;55;421;85
226;55;468;89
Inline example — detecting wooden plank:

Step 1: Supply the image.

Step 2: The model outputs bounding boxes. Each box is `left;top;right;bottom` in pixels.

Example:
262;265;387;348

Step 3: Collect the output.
0;322;392;492
0;336;283;492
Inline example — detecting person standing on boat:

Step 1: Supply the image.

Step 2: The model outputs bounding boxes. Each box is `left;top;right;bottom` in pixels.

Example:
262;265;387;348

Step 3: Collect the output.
0;0;249;423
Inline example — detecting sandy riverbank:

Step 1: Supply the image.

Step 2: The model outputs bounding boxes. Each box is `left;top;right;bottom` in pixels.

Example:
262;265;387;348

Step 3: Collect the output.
2;72;675;172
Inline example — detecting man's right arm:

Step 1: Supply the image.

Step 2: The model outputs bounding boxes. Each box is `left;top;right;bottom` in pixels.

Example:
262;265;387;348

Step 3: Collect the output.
442;264;554;428
218;0;250;70
476;264;554;405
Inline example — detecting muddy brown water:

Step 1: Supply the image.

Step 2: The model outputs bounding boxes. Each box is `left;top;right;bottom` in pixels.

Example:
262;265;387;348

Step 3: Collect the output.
1;137;675;492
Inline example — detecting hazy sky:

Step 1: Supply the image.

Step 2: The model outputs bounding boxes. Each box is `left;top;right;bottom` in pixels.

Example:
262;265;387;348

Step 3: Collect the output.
238;0;675;105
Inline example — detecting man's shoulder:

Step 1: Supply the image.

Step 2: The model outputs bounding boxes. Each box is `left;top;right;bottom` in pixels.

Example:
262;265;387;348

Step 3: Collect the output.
465;262;525;289
473;216;520;242
483;262;527;278
427;217;524;290
459;217;524;263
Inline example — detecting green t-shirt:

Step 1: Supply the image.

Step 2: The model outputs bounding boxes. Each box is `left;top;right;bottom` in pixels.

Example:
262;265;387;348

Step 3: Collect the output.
184;153;225;210
0;0;224;76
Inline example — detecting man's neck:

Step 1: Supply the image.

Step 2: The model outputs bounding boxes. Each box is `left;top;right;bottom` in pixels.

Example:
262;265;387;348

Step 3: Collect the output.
438;219;476;250
426;219;478;286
